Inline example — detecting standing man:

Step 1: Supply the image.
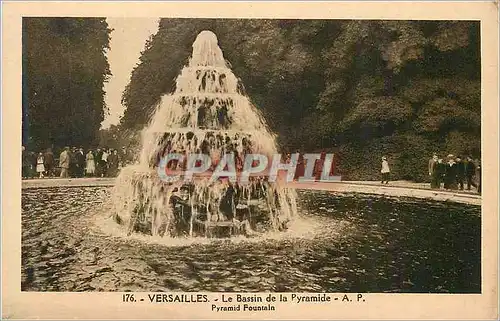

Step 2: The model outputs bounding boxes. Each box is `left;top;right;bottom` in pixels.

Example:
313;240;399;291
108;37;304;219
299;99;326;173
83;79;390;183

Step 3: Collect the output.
456;156;465;190
444;155;457;190
22;146;30;179
465;156;477;191
43;148;55;177
475;159;481;194
69;147;78;178
100;148;109;177
429;153;439;188
76;148;86;177
381;156;390;184
107;149;120;177
95;148;103;177
434;158;446;189
59;147;70;178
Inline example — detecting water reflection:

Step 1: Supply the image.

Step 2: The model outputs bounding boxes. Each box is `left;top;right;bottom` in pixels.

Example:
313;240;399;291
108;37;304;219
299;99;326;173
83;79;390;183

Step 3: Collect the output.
21;187;480;293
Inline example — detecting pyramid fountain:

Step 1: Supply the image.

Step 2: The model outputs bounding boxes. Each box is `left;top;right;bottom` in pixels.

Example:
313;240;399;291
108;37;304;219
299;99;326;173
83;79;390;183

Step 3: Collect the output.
111;30;298;238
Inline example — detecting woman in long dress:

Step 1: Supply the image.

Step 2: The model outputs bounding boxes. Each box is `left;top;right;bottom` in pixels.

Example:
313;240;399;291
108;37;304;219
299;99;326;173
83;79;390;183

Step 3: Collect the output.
86;150;95;177
36;152;45;178
381;156;390;184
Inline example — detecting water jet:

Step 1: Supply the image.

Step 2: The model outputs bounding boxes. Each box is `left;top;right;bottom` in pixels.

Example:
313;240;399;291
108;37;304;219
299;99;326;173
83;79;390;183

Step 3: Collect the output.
111;30;298;238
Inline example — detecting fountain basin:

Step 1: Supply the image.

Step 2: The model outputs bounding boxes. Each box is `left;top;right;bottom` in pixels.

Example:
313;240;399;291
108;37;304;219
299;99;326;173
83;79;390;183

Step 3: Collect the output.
110;166;296;238
21;185;481;293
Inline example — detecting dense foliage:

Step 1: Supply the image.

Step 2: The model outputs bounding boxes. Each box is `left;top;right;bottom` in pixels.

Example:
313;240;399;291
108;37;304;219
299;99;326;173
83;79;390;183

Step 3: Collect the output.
24;19;478;181
120;19;480;181
23;18;112;151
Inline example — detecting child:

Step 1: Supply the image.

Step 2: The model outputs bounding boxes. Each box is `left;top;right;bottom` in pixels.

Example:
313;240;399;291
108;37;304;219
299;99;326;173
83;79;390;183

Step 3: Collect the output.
36;152;45;178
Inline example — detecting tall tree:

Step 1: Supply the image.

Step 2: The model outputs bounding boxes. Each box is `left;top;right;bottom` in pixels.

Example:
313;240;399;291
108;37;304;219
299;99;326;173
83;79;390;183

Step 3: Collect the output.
120;19;480;181
23;18;112;150
318;20;480;180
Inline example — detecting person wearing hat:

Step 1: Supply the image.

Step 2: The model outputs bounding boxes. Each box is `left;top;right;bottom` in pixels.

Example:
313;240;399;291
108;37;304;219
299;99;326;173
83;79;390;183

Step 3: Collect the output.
429;153;439;188
444;154;458;190
465;156;477;191
43;148;54;177
67;147;76;178
381;156;390;184
22;146;30;179
475;159;481;194
76;147;86;178
455;156;466;190
59;147;71;178
434;158;446;189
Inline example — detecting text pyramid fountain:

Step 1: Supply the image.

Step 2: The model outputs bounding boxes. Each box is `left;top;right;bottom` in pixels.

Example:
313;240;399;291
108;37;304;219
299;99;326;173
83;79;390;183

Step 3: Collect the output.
112;30;298;238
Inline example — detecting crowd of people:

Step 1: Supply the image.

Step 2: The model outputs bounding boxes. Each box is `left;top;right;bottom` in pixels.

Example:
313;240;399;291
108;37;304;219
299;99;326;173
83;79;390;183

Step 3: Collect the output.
22;146;133;179
379;153;481;193
22;143;482;195
427;153;481;193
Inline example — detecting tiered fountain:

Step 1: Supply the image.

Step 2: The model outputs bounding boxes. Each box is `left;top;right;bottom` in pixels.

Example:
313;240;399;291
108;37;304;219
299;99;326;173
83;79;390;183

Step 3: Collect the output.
111;30;298;238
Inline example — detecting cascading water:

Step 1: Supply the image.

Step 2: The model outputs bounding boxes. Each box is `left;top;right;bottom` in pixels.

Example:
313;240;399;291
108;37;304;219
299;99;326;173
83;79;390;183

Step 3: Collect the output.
111;30;298;238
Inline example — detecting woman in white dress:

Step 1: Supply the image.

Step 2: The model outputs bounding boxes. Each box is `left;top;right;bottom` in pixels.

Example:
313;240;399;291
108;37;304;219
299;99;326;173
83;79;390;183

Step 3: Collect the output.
86;150;95;176
381;156;390;184
36;152;45;178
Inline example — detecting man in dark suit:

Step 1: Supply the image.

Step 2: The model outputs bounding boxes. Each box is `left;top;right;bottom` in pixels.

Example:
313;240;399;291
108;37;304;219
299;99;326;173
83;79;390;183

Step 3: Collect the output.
444;155;458;190
429;154;439;188
475;159;481;194
455;156;466;190
94;148;103;177
465;156;477;191
22;146;30;179
433;158;446;189
76;148;86;177
43;148;55;177
69;147;78;178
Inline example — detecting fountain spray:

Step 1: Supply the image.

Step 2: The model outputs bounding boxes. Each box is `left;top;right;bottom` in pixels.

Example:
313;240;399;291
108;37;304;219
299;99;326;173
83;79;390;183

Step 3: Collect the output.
111;30;298;238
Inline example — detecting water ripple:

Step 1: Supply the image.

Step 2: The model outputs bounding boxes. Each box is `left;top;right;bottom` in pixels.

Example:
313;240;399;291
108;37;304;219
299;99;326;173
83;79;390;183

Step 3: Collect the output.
21;187;480;293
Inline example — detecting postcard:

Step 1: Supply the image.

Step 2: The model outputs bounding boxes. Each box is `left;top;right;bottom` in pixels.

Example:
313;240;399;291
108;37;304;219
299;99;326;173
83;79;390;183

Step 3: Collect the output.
2;1;498;319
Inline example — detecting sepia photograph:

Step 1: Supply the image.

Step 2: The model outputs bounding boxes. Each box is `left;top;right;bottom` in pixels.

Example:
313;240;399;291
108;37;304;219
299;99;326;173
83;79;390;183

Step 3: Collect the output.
20;16;483;293
2;1;499;320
